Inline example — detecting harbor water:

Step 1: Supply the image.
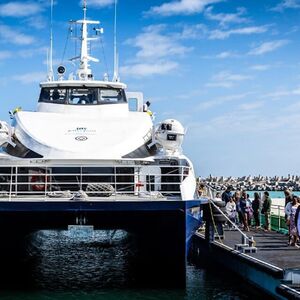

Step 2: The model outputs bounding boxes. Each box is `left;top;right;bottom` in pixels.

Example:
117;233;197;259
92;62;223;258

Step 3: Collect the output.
0;229;264;300
247;191;300;199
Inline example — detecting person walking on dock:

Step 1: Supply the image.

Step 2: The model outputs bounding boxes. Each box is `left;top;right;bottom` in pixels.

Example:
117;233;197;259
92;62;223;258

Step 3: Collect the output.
284;189;293;224
198;183;207;197
245;194;253;225
261;191;271;232
222;185;233;204
252;192;261;229
284;188;293;207
233;191;242;226
288;195;299;247
225;196;237;228
239;191;249;231
296;205;300;244
285;197;293;245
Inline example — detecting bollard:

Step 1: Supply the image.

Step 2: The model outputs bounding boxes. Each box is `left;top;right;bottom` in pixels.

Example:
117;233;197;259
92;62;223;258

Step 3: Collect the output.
241;234;247;245
249;236;254;247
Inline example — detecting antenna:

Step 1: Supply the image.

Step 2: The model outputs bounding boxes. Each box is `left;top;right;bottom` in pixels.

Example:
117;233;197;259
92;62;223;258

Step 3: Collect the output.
83;0;87;20
73;0;100;80
47;0;54;81
113;0;119;82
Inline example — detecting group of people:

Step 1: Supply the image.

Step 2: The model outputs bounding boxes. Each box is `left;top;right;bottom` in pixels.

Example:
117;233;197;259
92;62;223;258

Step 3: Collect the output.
220;186;272;232
284;189;300;248
197;183;300;247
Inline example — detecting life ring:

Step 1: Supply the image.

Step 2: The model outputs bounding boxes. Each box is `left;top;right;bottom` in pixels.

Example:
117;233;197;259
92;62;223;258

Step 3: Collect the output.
31;175;46;191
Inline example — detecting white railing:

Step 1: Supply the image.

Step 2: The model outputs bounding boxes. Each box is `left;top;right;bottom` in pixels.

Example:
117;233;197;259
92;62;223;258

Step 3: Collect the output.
0;164;191;201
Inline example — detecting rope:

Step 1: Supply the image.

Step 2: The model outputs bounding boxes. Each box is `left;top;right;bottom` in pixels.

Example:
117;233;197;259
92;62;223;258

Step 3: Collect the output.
61;25;72;65
99;35;110;79
204;184;256;246
209;199;255;246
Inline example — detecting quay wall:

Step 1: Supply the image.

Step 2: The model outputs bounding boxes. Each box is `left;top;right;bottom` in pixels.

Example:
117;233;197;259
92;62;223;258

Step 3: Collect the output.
191;234;285;299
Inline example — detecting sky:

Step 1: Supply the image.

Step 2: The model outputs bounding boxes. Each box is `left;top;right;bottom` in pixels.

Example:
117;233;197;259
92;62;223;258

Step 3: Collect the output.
1;0;300;177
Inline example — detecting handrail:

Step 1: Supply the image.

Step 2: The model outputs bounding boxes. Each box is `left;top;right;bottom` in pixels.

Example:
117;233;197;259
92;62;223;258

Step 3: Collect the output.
0;164;190;201
208;199;253;244
204;185;255;246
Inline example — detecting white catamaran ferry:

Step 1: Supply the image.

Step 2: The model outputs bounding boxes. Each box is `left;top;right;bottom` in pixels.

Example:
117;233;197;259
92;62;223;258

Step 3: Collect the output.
0;0;202;287
0;0;197;205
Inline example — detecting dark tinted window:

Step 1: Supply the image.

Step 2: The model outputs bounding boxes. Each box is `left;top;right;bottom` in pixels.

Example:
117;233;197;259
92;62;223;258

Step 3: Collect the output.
39;87;126;105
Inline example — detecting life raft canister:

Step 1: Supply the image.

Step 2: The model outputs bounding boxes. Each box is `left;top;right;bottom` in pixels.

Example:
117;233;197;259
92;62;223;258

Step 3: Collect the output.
31;174;46;191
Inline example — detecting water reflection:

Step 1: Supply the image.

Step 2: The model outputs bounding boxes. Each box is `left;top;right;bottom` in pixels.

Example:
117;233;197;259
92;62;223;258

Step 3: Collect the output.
26;229;134;290
0;229;263;299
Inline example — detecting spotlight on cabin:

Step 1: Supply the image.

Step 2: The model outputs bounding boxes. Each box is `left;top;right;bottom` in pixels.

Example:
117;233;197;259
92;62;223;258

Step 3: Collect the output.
57;65;66;75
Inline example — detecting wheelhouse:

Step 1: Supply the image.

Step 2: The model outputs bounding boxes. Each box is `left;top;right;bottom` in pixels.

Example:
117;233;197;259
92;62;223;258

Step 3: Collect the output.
38;87;127;105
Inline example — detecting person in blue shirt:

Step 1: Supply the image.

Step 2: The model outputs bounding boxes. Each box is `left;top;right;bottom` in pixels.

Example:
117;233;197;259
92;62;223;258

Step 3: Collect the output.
239;191;249;231
222;185;233;204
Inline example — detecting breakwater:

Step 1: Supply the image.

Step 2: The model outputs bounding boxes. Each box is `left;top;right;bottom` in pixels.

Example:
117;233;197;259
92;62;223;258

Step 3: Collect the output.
199;175;300;192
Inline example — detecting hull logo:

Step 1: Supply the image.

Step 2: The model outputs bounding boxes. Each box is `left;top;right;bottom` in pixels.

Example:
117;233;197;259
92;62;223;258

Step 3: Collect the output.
75;136;88;141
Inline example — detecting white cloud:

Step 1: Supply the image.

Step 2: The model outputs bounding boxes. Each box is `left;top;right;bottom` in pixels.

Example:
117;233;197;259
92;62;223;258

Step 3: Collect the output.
209;25;269;39
193;107;300;138
196;93;251;110
120;61;178;77
26;16;47;29
202;51;238;59
179;24;208;39
204;6;249;26
122;25;191;77
0;2;43;17
284;101;300;112
215;51;236;58
239;101;264;111
206;71;251;88
262;87;300;100
80;0;114;8
146;0;223;16
272;0;300;12
249;64;271;71
18;47;48;58
0;51;12;60
248;40;289;55
0;25;35;45
127;25;192;59
13;72;46;84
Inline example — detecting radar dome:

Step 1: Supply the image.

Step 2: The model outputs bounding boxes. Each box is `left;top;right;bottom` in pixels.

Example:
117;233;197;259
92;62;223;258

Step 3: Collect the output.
155;119;185;154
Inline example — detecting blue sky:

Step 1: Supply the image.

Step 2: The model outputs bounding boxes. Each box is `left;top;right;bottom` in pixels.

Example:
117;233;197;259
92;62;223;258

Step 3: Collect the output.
1;0;300;177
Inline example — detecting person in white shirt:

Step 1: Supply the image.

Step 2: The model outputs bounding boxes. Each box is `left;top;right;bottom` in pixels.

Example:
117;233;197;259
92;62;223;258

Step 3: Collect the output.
226;197;237;228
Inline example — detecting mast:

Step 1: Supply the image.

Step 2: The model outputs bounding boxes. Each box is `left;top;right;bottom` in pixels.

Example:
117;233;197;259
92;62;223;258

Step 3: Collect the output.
47;0;54;81
80;0;89;78
75;0;100;80
112;0;119;82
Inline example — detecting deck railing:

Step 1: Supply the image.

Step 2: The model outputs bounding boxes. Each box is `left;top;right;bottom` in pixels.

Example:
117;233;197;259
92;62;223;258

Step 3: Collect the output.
260;204;288;233
0;164;191;201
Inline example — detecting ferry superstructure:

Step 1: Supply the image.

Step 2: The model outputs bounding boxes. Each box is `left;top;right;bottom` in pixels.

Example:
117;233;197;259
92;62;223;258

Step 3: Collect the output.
0;0;197;204
0;0;200;287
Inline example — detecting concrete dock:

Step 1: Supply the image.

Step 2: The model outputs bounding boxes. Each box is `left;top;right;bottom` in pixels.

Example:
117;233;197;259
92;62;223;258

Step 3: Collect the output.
192;228;300;299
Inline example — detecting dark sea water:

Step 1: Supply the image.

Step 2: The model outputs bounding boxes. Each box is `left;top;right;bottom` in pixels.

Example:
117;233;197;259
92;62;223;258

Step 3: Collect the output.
0;229;263;300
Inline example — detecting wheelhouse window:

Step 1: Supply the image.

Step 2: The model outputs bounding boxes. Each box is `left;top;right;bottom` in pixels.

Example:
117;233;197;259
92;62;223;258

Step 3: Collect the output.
38;87;126;105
